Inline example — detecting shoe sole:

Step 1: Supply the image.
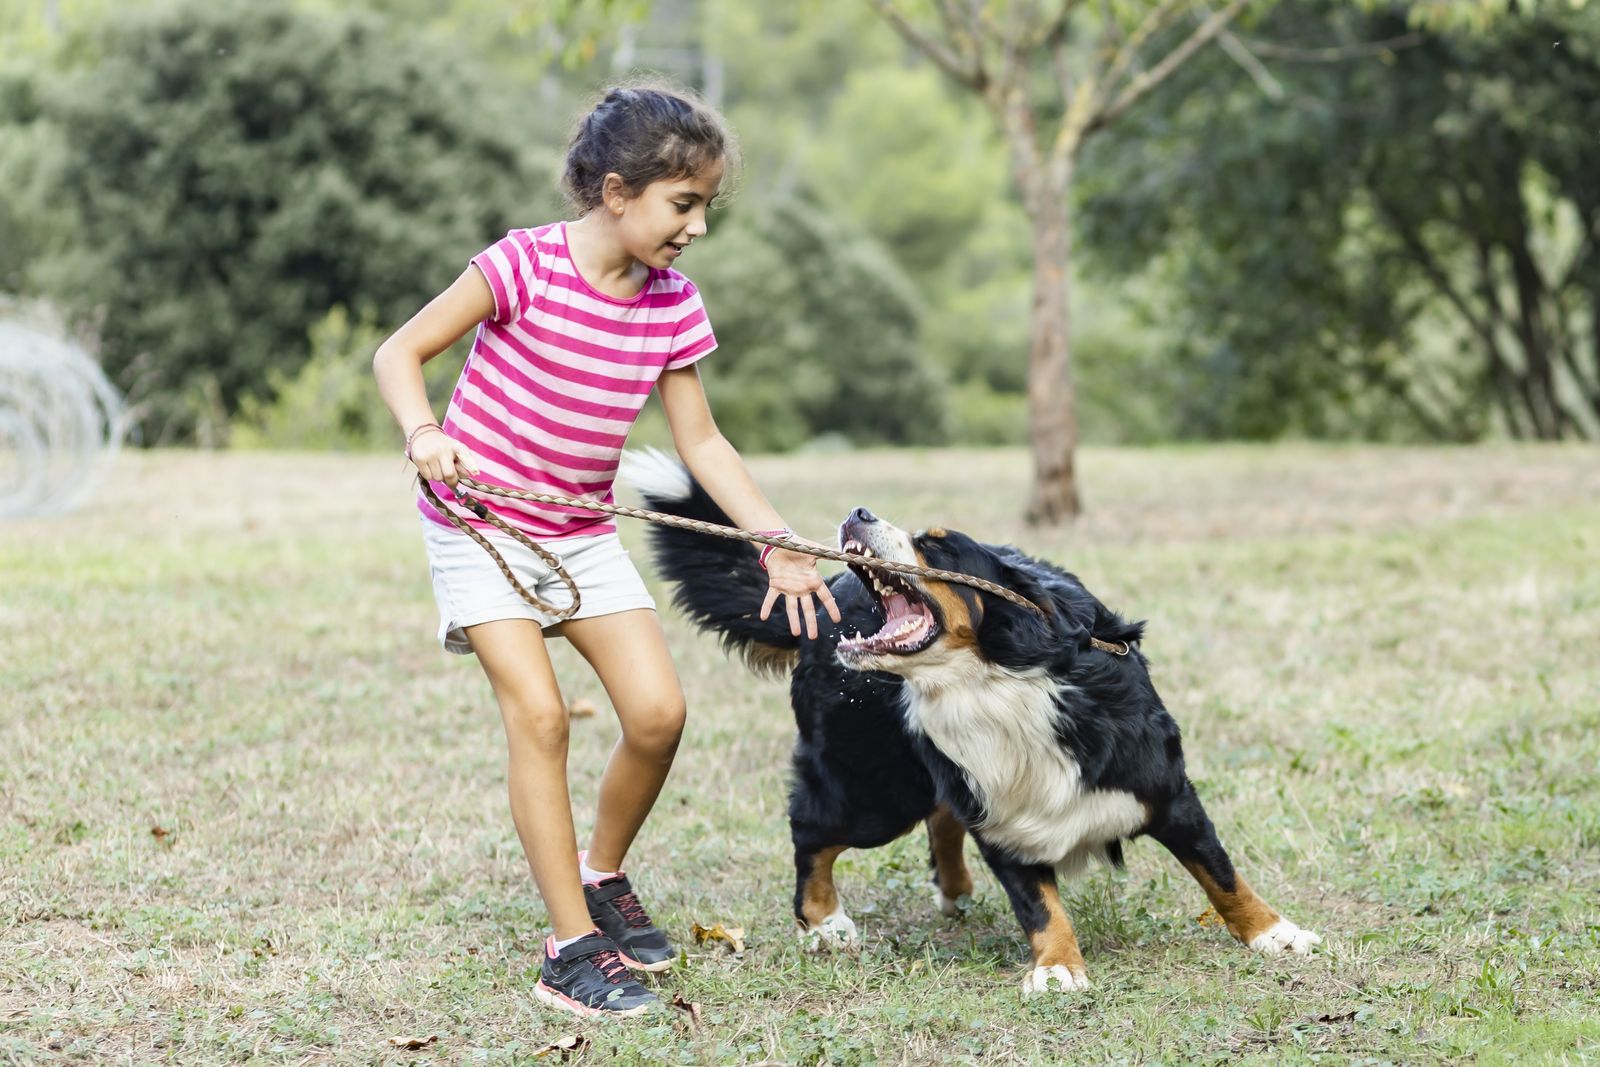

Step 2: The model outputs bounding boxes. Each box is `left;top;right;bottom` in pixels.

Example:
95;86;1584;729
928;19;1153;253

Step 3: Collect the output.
533;980;653;1018
618;950;674;973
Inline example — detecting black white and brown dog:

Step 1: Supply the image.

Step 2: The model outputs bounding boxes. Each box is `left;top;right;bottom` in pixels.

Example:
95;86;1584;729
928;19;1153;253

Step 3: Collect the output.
625;454;1319;994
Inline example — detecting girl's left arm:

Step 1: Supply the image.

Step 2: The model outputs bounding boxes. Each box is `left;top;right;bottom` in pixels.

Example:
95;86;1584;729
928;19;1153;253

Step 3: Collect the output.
656;365;841;639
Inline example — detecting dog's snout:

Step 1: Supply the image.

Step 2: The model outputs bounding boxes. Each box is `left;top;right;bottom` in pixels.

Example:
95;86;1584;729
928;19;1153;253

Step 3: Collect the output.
849;506;877;525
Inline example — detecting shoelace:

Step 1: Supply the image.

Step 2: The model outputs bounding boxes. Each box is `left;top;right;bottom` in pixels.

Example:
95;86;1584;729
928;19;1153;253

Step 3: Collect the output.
591;947;630;984
613;890;652;929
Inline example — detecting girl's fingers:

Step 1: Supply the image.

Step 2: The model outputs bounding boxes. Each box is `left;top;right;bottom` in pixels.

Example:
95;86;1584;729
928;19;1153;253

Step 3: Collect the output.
759;586;781;621
786;593;802;637
814;578;841;623
801;593;818;639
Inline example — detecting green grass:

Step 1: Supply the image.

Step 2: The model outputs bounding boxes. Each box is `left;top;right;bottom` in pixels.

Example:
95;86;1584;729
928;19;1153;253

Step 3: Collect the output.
2;444;1598;1065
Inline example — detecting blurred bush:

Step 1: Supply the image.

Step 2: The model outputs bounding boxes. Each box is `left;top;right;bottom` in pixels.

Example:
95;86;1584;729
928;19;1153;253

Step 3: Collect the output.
692;193;950;452
0;0;552;443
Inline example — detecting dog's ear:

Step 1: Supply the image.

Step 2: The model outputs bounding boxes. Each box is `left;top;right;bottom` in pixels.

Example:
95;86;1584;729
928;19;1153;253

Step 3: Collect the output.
976;561;1087;670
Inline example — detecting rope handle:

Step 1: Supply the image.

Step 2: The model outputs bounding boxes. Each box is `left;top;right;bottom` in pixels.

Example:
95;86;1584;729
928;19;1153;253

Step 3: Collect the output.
421;475;1134;655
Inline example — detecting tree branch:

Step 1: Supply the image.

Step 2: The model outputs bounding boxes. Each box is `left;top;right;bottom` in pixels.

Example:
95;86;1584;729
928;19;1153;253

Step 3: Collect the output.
1231;30;1428;63
1090;0;1253;135
1218;29;1284;101
872;0;987;91
1096;0;1188;108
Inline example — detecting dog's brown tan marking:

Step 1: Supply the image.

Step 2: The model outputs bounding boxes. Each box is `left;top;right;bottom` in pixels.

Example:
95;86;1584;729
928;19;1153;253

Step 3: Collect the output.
914;550;982;648
1181;861;1283;945
1029;880;1088;972
798;845;849;929
926;806;973;905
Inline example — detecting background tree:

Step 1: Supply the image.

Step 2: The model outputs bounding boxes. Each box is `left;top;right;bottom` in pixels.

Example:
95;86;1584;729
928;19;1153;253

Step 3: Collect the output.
689;193;949;451
869;0;1260;523
0;0;548;441
1080;0;1600;441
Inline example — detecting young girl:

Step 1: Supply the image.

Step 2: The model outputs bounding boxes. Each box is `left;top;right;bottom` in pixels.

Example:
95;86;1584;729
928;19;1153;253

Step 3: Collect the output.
373;84;840;1017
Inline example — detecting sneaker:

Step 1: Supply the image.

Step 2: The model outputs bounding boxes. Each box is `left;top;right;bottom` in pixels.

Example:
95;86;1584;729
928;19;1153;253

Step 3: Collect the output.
582;868;676;972
533;932;659;1018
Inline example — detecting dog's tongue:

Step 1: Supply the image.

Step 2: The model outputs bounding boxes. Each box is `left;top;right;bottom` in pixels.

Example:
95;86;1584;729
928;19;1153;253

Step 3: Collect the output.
883;593;912;621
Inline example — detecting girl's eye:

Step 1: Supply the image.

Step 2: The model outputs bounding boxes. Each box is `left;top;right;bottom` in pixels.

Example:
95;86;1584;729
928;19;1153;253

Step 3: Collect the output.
674;202;691;213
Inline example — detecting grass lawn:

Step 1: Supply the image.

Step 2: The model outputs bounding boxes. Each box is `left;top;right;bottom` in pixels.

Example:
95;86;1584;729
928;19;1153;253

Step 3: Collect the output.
2;444;1598;1065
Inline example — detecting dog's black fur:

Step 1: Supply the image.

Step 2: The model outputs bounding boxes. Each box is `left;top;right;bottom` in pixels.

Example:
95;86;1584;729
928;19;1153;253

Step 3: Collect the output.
633;461;1317;991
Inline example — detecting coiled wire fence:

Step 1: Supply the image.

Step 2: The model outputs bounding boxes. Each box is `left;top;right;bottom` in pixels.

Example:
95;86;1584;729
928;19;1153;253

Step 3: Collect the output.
0;316;128;520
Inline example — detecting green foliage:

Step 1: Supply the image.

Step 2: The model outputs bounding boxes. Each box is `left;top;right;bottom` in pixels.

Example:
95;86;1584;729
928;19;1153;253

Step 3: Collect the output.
692;194;950;451
1079;0;1600;441
0;0;552;442
230;307;397;451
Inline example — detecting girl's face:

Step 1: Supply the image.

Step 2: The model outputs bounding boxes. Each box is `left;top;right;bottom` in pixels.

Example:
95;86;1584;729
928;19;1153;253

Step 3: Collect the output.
609;159;725;270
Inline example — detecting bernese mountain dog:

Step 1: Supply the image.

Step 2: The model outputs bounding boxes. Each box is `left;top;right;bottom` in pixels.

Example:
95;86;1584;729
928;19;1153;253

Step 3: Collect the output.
625;454;1319;994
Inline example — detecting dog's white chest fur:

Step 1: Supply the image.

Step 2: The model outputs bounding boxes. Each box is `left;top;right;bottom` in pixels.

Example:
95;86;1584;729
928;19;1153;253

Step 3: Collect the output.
902;658;1145;872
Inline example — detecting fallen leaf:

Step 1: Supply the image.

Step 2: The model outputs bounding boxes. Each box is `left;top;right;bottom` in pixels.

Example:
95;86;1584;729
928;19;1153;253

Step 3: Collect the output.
691;921;745;954
150;826;172;842
567;698;598;718
669;993;702;1033
533;1034;587;1058
387;1035;437;1050
1196;907;1225;928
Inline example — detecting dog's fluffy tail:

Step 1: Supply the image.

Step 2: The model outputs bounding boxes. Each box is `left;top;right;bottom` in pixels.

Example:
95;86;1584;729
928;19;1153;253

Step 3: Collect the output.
620;449;800;676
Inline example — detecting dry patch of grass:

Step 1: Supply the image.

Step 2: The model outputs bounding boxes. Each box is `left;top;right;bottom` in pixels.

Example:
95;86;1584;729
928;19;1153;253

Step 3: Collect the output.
2;444;1598;1065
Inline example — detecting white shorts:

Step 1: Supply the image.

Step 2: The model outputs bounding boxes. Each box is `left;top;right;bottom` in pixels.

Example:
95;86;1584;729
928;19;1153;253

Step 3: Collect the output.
421;517;656;654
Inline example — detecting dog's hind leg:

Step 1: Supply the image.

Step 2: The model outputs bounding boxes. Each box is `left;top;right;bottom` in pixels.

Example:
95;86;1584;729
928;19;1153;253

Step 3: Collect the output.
794;843;858;949
977;845;1091;995
1149;781;1321;956
926;805;974;917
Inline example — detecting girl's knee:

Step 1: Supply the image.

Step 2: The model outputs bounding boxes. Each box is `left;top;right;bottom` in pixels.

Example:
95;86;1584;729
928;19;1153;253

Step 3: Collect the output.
501;699;570;752
621;698;686;755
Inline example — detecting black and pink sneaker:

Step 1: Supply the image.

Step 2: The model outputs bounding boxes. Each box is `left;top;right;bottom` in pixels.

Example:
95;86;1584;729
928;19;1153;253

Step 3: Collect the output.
582;869;676;972
534;932;658;1018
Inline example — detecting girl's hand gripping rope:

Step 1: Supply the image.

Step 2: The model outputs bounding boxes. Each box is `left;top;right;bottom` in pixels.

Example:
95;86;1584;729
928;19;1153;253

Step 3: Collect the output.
406;422;480;488
758;531;842;640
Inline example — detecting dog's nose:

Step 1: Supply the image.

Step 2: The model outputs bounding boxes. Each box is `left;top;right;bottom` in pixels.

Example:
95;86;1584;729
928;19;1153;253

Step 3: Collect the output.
848;506;877;525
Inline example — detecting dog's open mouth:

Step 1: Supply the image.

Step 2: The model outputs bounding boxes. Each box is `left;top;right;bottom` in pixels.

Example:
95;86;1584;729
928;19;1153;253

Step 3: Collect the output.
838;538;940;656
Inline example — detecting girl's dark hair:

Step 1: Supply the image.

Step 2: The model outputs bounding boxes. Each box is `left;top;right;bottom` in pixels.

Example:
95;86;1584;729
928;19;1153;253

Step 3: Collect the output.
562;80;738;212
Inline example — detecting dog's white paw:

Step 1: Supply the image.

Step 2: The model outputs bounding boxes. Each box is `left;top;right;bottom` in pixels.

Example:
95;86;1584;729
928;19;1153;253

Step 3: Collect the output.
1249;919;1322;956
934;889;962;918
1021;964;1091;996
798;909;859;951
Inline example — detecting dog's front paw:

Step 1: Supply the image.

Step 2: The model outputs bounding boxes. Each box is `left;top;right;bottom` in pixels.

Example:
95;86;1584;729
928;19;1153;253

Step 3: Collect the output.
1021;964;1091;996
798;909;859;952
933;888;965;918
1249;919;1321;956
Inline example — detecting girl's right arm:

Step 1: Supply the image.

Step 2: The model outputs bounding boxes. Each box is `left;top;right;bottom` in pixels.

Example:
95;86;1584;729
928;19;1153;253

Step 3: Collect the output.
373;265;496;487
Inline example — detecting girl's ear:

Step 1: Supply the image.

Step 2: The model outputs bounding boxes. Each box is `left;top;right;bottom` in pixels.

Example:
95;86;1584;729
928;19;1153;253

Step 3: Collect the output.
601;172;630;214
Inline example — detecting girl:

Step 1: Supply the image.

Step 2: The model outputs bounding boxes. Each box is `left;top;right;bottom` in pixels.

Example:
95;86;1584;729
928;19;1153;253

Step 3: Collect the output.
373;84;840;1018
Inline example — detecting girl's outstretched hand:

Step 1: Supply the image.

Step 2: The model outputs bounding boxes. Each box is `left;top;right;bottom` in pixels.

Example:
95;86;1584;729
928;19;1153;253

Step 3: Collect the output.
408;424;480;488
760;537;842;640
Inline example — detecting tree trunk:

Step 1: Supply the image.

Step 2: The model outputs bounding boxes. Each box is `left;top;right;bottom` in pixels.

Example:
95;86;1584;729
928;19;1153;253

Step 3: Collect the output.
1020;166;1081;525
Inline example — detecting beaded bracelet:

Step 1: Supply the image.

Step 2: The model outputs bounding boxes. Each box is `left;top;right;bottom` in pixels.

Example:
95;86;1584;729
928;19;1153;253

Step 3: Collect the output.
404;422;443;461
757;528;794;571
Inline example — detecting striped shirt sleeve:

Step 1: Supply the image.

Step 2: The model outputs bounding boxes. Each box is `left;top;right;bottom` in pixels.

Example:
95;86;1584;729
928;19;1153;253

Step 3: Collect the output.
471;230;538;325
665;281;717;370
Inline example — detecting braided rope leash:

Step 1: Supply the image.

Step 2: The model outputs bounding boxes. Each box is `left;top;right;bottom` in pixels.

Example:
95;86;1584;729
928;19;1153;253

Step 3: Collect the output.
420;476;1130;656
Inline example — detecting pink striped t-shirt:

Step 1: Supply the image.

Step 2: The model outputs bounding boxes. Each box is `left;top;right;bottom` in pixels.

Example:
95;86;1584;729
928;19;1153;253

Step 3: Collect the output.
418;222;717;540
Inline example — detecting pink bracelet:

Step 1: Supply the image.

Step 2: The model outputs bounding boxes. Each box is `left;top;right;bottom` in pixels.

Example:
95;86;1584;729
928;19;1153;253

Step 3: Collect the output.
757;528;793;571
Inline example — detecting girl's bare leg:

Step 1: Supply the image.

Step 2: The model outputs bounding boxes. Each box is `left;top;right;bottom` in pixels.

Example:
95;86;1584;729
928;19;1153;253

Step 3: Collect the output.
465;618;592;940
557;609;686;872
